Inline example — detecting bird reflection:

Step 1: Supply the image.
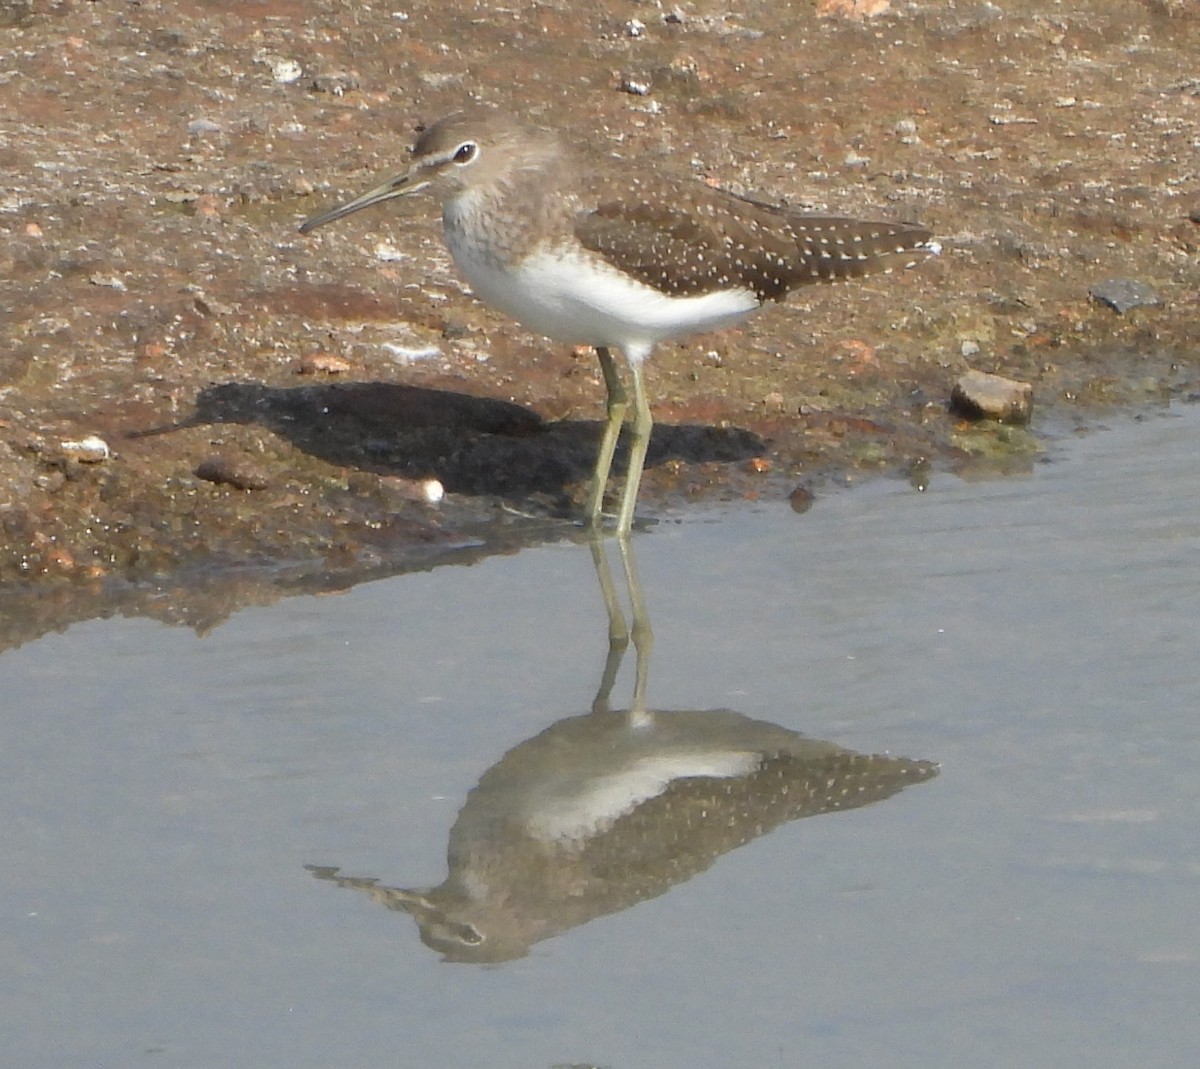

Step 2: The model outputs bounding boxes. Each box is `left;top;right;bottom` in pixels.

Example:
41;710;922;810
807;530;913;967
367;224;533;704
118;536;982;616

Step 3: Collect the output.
307;537;938;963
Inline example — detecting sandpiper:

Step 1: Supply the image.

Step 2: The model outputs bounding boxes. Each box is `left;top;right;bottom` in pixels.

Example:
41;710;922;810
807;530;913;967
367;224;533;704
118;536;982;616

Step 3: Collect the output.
300;109;936;533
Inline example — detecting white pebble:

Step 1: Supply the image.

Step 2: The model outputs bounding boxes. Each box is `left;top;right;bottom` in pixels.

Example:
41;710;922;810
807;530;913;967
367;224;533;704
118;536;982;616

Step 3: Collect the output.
60;435;111;463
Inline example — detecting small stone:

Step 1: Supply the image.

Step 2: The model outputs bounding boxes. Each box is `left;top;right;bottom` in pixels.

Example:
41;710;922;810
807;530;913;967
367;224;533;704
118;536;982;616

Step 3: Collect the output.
381;342;440;364
816;0;892;19
381;475;444;505
619;76;652;96
271;58;304;84
187;118;224;136
88;273;126;291
1089;277;1163;314
298;352;353;375
374;241;408;262
195;455;270;491
60;435;112;463
988;113;1038;126
310;70;360;96
950;369;1033;424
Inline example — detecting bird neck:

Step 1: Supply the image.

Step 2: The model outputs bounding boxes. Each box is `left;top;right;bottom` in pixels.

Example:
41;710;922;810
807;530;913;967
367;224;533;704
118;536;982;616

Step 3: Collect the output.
443;151;580;265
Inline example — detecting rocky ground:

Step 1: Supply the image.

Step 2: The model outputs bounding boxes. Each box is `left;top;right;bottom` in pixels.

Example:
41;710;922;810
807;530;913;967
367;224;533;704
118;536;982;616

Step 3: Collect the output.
0;0;1197;645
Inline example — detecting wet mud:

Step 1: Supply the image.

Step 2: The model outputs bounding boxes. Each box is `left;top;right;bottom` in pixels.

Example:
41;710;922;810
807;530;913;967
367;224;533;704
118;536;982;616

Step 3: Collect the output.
1;0;1197;645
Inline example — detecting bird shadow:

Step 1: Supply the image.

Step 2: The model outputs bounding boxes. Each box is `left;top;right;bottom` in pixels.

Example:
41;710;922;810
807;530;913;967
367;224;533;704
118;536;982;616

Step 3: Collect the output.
185;380;766;506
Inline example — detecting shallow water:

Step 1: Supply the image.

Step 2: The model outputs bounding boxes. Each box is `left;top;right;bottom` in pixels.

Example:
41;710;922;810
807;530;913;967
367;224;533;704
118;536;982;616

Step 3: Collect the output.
5;407;1199;1068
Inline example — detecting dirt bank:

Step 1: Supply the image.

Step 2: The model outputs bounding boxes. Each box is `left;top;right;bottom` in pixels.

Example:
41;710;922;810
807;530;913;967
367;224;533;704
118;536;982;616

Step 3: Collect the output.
1;0;1196;642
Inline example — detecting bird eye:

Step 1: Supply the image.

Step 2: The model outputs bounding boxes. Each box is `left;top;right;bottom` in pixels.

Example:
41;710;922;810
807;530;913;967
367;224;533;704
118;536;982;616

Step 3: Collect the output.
452;141;478;164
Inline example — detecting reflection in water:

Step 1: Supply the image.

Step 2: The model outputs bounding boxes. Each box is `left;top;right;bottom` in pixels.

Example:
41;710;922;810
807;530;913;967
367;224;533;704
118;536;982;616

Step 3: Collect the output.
308;537;938;963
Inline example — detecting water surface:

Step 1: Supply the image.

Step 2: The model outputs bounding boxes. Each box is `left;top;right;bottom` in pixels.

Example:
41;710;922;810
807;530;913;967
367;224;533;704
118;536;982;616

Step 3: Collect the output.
4;408;1198;1068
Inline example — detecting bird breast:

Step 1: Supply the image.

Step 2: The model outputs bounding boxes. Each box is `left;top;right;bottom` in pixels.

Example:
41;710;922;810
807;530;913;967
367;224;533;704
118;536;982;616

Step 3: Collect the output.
442;202;759;356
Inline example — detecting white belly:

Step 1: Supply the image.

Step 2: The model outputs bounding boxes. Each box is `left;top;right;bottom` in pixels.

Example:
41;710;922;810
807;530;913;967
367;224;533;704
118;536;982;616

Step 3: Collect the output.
445;232;759;361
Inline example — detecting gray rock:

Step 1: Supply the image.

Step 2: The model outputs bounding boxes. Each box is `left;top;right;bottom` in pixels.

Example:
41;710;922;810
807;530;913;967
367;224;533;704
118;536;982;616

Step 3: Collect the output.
1089;277;1163;314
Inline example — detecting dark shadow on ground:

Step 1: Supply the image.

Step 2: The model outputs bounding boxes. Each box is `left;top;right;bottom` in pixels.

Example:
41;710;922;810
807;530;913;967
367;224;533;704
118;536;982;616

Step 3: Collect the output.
190;380;767;503
0;381;766;655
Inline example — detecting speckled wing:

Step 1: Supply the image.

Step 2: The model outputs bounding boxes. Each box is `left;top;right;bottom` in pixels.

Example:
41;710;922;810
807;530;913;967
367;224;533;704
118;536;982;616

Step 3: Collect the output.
574;181;933;303
761;200;935;291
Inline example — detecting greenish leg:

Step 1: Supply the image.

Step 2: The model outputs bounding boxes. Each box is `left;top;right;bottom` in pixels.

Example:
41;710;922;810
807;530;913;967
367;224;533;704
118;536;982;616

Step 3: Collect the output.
616;532;654;715
588;534;629;715
585;346;627;530
615;358;652;537
586;530;654;717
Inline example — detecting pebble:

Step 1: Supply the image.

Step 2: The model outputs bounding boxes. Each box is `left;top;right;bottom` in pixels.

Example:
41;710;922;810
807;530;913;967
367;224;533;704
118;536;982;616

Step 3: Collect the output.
187;118;224;136
59;435;112;463
195;455;270;491
298;352;353;375
310;71;360;96
271;58;303;84
373;241;408;262
989;112;1038;125
88;273;126;291
816;0;892;19
1088;277;1163;314
950;369;1033;424
382;342;440;364
382;476;445;505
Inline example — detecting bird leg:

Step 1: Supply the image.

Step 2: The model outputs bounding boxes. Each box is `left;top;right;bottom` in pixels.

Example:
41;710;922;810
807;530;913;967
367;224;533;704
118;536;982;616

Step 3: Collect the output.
616;532;654;715
615;357;653;537
588;530;654;717
585;345;627;529
588;534;629;715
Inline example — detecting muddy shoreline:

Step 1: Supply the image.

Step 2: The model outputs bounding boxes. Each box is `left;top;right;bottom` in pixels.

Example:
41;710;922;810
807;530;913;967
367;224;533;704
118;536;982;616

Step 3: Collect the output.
1;0;1197;645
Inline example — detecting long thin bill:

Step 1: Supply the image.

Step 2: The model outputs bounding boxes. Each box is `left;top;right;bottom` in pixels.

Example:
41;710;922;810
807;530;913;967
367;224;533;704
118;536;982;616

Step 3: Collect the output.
298;172;427;233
